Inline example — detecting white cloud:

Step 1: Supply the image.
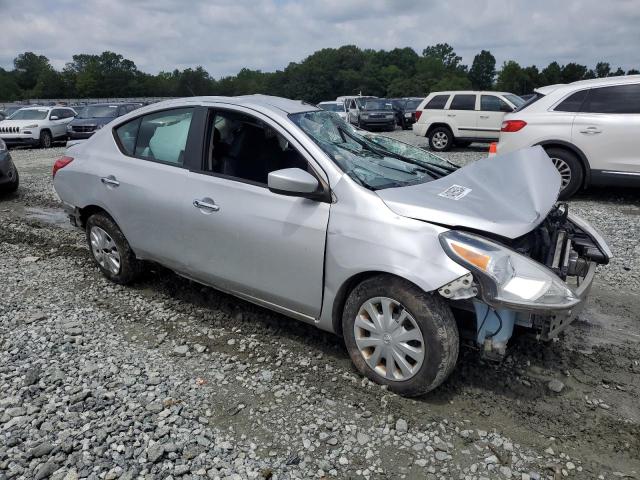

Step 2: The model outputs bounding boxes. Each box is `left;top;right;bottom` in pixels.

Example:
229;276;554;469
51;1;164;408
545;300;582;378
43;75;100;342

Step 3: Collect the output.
0;0;638;77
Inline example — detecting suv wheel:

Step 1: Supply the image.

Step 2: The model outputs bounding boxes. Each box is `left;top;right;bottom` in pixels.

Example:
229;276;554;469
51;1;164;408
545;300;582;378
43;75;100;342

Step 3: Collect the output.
342;275;459;397
39;130;52;149
545;147;584;199
86;213;143;284
428;127;453;152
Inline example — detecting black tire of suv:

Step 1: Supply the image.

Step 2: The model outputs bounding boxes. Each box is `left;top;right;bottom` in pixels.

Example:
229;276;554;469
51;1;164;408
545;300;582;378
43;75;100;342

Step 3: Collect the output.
39;130;52;149
428;127;453;152
342;274;459;397
85;213;143;285
544;147;584;200
7;169;19;193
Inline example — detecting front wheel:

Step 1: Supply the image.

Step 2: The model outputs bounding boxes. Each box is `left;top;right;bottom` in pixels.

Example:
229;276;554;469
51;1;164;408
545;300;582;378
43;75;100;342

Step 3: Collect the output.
428;127;453;152
39;130;52;149
545;147;584;199
342;275;459;397
86;213;143;284
7;169;19;192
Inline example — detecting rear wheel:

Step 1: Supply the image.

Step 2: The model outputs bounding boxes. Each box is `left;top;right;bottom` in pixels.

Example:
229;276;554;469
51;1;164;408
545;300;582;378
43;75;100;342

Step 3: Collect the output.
342;275;459;397
86;213;143;284
39;130;52;149
428;127;453;152
545;147;583;199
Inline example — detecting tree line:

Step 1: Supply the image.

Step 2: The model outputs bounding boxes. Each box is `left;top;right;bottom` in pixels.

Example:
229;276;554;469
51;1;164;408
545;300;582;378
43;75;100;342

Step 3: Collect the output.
1;44;638;103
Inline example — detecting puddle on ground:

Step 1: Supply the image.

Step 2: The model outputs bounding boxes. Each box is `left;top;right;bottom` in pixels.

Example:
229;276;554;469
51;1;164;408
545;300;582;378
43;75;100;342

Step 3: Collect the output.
24;207;73;230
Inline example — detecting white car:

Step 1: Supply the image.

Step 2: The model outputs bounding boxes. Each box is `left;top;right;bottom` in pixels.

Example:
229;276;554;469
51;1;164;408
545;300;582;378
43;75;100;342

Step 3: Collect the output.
413;91;525;151
497;75;640;198
0;106;76;148
317;101;348;121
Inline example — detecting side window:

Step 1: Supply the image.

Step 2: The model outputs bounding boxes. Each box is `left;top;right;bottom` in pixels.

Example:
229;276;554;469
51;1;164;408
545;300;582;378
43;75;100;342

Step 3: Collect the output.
202;110;309;186
449;94;476;111
581;84;640;114
50;109;62;119
425;95;450;110
133;108;194;165
115;118;141;156
555;90;589;112
349;100;356;109
481;95;512;112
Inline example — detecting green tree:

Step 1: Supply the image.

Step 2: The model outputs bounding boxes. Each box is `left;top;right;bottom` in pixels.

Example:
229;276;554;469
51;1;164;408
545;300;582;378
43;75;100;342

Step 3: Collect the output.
496;61;529;94
422;43;466;73
540;61;562;85
628;68;640;75
468;50;496;90
595;62;611;78
561;63;588;83
13;52;52;91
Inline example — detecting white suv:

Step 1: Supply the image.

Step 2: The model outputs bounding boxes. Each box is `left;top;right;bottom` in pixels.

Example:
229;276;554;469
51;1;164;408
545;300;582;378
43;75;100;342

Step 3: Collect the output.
0;106;76;148
498;75;640;198
413;91;524;151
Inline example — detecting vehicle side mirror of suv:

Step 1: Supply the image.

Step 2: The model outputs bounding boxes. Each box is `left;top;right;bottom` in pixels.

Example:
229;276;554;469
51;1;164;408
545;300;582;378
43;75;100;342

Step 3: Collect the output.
268;168;325;200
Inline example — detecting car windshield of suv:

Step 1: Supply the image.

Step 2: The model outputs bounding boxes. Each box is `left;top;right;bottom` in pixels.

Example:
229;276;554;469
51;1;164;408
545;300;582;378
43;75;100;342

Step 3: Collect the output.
363;100;392;111
405;100;422;110
319;103;343;112
504;94;525;108
78;105;119;119
290;110;456;190
8;109;49;120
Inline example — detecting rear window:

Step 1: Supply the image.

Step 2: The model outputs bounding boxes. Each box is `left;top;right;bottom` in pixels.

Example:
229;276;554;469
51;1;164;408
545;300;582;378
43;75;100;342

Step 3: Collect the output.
424;95;449;110
449;94;476;111
581;84;640;114
554;90;589;112
514;93;545;112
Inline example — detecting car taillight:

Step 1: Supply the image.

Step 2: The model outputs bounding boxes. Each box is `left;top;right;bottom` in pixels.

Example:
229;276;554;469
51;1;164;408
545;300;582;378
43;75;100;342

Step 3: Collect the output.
501;120;527;132
53;156;73;178
414;110;422;121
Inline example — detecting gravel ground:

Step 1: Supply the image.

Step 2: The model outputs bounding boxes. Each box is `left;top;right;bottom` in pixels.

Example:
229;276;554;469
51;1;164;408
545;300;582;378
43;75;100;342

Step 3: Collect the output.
0;140;639;480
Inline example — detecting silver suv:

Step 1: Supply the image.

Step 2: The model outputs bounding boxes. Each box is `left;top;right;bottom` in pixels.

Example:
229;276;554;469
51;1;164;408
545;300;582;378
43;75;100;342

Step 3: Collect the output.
53;95;610;396
498;75;640;198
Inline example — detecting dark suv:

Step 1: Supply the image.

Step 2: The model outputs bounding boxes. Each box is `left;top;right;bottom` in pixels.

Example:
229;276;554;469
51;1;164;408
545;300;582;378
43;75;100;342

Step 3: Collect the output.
391;98;423;130
67;103;139;140
347;98;396;131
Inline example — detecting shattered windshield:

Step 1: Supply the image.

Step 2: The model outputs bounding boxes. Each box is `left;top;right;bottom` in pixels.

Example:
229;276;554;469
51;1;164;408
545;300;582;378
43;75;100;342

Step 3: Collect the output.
289;110;457;190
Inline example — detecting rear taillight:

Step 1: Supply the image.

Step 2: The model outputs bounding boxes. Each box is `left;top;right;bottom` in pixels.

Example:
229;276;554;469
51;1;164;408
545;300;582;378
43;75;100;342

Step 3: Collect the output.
501;120;527;132
414;110;422;121
53;156;73;178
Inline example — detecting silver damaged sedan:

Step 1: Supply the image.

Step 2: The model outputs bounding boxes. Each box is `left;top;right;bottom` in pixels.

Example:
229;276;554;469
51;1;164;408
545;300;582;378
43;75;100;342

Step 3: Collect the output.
53;95;611;396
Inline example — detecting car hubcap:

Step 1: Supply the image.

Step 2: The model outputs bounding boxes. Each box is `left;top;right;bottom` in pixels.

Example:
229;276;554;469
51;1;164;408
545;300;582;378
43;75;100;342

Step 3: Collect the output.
90;226;121;275
432;132;448;149
551;157;572;190
354;297;425;381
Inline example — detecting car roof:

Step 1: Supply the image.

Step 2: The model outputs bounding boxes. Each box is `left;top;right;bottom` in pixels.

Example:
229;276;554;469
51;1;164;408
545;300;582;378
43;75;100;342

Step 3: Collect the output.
318;101;341;104
535;74;640;95
428;91;515;96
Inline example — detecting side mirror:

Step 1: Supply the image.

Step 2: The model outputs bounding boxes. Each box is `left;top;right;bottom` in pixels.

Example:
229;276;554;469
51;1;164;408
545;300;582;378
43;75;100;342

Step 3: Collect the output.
50;116;59;120
268;168;325;200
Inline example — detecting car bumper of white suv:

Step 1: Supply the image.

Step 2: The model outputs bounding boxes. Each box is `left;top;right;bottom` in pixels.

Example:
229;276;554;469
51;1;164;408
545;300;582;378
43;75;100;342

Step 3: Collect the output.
0;133;39;147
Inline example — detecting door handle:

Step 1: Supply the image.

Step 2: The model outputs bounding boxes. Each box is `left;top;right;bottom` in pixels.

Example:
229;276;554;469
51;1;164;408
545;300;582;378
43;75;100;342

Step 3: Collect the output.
193;199;220;212
579;126;602;135
479;115;489;119
100;176;120;187
447;114;456;117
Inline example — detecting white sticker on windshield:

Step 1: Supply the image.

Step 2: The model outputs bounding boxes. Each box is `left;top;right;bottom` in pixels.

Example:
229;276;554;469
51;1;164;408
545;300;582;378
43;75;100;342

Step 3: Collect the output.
438;185;471;200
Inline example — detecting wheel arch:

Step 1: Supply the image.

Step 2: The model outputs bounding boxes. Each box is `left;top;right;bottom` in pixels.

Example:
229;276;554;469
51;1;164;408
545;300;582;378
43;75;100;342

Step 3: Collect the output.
535;140;591;186
426;122;455;137
78;204;118;229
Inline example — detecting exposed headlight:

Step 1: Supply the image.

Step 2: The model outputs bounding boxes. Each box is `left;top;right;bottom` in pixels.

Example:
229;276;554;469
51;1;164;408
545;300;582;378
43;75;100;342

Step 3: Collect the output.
439;230;579;311
23;124;38;129
0;138;6;151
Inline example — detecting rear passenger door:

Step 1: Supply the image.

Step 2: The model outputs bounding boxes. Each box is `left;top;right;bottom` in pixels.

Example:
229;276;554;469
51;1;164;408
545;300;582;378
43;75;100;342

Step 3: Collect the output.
447;94;478;138
571;83;640;174
477;95;512;140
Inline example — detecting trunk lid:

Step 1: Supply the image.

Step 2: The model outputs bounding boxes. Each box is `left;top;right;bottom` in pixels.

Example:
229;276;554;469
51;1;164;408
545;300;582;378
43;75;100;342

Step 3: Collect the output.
375;146;561;239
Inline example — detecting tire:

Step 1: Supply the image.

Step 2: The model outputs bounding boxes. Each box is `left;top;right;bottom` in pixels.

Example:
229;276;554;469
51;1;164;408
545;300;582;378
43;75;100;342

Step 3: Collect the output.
544;147;584;199
6;169;19;193
39;130;52;149
428;127;453;152
342;274;459;397
86;213;143;284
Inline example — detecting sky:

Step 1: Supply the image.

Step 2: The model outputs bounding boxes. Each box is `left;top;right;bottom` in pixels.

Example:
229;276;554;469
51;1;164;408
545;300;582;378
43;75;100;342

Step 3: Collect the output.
1;0;639;77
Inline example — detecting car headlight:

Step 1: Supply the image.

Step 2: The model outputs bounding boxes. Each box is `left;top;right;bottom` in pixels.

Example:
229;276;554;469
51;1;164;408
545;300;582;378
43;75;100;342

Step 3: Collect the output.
0;138;6;151
439;230;579;311
23;124;38;129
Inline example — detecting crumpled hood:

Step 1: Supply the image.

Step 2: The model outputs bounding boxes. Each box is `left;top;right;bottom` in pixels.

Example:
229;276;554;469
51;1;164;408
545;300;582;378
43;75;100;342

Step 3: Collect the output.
376;146;561;239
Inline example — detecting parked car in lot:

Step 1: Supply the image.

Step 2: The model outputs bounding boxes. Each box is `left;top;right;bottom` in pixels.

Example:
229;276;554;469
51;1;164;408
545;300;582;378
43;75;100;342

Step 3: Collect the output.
498;75;640;198
67;103;139;140
0;138;19;192
413;91;525;151
0;105;24;121
53;95;610;396
390;98;423;130
346;98;396;130
0;106;76;148
317;101;348;121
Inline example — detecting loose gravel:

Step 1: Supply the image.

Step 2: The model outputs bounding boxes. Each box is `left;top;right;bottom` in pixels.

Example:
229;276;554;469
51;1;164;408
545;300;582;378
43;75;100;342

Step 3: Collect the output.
1;140;639;480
